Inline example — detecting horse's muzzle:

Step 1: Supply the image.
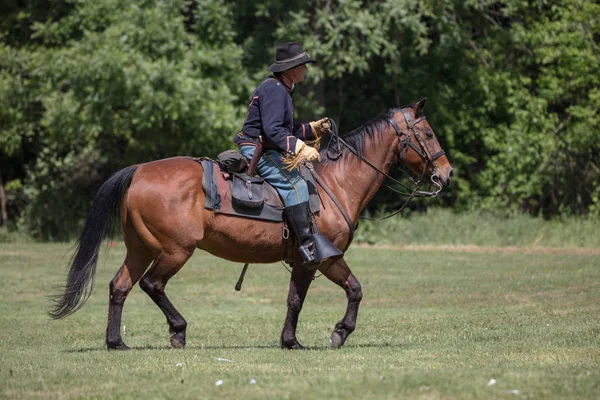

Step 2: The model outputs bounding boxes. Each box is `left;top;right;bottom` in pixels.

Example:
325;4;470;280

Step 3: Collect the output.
433;167;453;188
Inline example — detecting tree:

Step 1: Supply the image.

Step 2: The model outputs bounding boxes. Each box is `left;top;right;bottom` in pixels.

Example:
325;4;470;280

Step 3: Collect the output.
1;0;249;239
2;0;599;240
240;0;600;216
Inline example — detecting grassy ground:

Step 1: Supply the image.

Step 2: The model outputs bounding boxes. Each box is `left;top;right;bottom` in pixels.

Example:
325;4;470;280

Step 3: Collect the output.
1;242;599;399
355;208;600;248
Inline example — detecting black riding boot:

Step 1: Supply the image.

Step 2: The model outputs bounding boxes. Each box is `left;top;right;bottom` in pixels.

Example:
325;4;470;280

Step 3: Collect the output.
284;202;343;268
285;202;317;267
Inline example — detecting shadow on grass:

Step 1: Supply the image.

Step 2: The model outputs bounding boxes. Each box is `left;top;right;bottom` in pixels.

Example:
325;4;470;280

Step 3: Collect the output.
65;345;172;353
66;342;413;353
65;344;281;353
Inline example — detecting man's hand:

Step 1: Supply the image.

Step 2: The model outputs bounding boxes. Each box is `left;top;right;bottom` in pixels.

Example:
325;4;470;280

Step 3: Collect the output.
302;145;321;162
295;139;321;162
309;117;331;138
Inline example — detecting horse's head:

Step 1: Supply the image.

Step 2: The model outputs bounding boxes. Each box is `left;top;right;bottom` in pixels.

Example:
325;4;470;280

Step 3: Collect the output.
389;98;453;189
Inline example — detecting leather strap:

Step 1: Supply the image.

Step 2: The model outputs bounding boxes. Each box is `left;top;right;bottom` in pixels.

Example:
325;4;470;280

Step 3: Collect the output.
400;109;440;167
247;139;264;176
431;150;446;161
308;166;357;251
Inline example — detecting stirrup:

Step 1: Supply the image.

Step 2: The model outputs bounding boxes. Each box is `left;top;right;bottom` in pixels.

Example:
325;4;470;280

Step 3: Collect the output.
298;242;319;268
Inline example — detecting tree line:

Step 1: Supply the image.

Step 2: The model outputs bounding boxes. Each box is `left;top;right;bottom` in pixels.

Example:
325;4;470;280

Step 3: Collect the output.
1;0;599;239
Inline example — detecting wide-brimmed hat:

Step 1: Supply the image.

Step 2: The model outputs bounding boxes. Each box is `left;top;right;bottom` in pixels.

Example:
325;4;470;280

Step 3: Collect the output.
267;42;316;73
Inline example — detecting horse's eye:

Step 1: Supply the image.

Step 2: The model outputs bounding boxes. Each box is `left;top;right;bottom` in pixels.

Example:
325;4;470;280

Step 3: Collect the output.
425;130;434;139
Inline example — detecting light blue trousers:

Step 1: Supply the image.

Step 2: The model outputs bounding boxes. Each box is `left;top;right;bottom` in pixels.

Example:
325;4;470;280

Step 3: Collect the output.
239;145;309;207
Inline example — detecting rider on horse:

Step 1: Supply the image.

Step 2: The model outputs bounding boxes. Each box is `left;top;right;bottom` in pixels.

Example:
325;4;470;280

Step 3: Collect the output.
234;42;342;268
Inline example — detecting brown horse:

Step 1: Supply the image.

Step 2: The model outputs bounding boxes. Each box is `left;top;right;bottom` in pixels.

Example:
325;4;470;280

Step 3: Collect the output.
50;98;453;350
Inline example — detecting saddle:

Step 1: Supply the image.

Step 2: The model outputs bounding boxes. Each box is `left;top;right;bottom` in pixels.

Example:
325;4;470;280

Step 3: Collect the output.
194;152;319;223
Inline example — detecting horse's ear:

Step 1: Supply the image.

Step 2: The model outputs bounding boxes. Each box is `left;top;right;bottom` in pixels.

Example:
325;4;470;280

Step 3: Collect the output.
415;98;427;117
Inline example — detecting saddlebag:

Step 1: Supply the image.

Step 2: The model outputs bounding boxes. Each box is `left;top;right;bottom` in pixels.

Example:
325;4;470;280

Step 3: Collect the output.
231;173;264;209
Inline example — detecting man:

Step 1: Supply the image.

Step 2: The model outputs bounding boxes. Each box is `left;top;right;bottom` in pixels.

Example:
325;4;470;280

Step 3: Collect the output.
234;42;342;268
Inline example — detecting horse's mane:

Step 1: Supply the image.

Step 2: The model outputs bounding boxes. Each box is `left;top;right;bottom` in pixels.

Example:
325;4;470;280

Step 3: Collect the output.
318;104;415;166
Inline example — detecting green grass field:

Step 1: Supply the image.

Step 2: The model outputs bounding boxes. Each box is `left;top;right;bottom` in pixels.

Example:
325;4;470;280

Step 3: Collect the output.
1;242;599;399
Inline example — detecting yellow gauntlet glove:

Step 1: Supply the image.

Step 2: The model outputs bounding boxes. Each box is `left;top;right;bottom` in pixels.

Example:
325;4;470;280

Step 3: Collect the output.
309;117;331;138
295;139;321;162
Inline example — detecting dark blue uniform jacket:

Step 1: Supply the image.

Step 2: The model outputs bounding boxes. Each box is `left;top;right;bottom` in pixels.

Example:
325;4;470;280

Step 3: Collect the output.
234;76;315;154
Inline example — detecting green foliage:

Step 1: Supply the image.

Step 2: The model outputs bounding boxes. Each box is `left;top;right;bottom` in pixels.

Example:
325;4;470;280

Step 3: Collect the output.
1;0;248;239
475;0;600;216
1;0;599;239
264;0;600;216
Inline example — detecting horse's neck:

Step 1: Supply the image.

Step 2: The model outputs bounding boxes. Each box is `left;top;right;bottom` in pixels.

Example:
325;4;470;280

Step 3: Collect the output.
319;128;398;221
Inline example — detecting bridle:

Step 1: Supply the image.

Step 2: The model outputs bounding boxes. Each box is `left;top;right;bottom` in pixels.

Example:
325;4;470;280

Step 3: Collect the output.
393;108;446;168
322;106;446;221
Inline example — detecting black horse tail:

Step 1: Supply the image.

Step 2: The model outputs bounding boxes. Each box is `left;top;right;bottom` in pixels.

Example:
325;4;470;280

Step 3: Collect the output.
49;165;140;320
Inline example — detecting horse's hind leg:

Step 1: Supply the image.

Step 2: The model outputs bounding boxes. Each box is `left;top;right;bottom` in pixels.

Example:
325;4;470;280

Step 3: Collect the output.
322;258;362;349
139;248;193;349
107;236;154;350
280;258;316;349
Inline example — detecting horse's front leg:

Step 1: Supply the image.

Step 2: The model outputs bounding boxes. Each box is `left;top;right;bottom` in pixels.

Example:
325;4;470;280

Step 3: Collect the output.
322;257;363;349
280;258;316;349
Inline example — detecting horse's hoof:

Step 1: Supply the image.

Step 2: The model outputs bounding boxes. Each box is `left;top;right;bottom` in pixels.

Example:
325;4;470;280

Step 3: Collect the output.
169;329;186;349
281;340;305;350
329;331;344;349
107;342;130;351
170;336;185;349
